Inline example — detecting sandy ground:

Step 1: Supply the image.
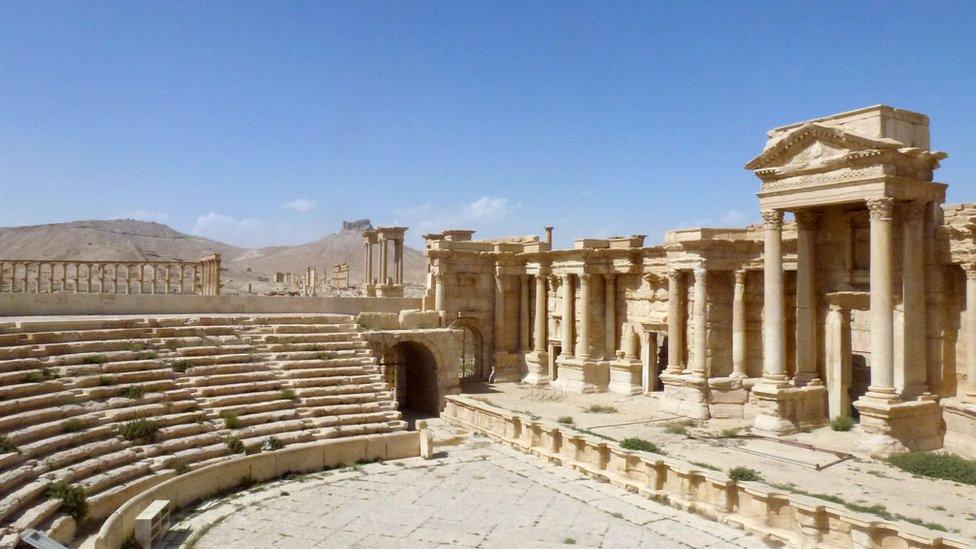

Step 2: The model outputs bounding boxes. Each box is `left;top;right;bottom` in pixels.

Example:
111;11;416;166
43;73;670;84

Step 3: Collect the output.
466;383;976;541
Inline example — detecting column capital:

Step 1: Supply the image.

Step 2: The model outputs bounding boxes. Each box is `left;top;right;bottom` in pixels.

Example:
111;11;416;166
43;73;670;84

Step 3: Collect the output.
794;211;820;230
902;200;929;221
667;268;681;281
693;266;707;284
963;262;976;280
560;272;572;283
760;209;784;229
866;197;894;221
734;269;747;284
579;272;592;283
434;272;444;282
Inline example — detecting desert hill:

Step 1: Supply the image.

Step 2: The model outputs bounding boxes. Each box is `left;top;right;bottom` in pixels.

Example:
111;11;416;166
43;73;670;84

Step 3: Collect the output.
0;219;427;294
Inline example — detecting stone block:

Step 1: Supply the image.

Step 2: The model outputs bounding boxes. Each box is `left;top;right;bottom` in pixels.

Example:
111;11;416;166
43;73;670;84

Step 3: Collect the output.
355;312;400;330
398;309;441;329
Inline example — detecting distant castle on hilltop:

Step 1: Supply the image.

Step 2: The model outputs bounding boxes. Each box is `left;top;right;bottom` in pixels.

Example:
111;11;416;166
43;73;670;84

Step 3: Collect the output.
341;219;372;232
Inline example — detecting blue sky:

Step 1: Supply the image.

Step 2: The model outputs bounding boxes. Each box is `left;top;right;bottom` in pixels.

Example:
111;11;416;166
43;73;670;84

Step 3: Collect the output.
2;2;975;249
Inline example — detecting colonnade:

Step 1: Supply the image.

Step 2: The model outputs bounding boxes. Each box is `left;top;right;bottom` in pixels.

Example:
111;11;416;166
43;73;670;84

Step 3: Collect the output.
362;227;406;296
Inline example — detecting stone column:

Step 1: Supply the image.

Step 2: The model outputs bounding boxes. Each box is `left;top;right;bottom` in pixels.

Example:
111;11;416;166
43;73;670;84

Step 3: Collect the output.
395;239;404;285
866;198;897;400
731;269;747;379
761;210;787;385
691;267;708;378
794;211;821;385
363;242;372;285
667;269;685;373
380;238;389;285
494;269;506;353
965;263;976;402
560;274;574;358
900;201;928;397
604;273;616;360
519;275;530;351
533;274;547;353
826;304;853;418
576;273;591;358
434;272;445;310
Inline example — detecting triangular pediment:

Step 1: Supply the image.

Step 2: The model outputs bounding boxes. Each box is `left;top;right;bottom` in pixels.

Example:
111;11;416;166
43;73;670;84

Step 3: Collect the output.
745;123;900;171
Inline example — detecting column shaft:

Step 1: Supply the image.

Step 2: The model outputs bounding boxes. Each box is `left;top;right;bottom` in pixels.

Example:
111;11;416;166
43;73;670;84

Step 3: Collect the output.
395;240;404;285
965;264;976;401
494;271;506;352
901;202;928;396
560;274;574;358
692;267;708;377
380;239;389;284
731;270;747;378
519;275;530;351
434;273;445;310
576;274;591;358
867;198;897;398
533;275;547;353
604;273;616;359
761;210;787;383
795;212;819;384
667;270;685;372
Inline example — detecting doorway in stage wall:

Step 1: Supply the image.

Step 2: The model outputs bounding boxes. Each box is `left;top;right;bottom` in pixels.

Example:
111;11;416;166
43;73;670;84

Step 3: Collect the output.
548;343;561;382
385;342;440;427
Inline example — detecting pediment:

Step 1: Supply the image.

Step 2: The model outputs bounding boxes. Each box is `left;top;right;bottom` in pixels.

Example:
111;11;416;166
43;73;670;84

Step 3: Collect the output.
745;123;899;171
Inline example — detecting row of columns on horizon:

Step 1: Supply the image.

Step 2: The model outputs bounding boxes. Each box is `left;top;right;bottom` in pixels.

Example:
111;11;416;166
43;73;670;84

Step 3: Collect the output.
0;255;221;296
362;227;407;295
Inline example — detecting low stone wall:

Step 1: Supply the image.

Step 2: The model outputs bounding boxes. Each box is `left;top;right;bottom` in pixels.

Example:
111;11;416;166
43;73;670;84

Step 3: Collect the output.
0;293;420;317
86;431;420;549
442;395;967;549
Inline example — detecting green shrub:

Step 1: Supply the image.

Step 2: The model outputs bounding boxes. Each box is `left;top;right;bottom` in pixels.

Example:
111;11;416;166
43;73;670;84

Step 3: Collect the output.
557;416;574;425
25;370;47;383
62;418;87;433
314;352;333;361
262;436;284;451
691;461;720;471
225;436;245;454
118;419;159;442
888;452;976;486
47;481;88;520
220;411;240;429
117;386;145;399
175;463;190;475
830;416;855;432
0;435;19;454
82;354;109;364
279;389;297;400
665;424;690;436
728;466;762;482
170;360;191;373
585;404;618;414
846;502;892;520
124;341;146;351
620;437;661;454
135;351;157;360
97;375;115;386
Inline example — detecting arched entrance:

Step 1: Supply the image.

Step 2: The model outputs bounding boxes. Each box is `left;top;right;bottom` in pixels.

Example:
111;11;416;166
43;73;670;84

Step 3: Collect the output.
449;320;486;381
384;342;440;419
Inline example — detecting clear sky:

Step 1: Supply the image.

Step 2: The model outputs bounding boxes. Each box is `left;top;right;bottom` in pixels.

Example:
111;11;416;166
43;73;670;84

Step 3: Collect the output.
2;2;974;249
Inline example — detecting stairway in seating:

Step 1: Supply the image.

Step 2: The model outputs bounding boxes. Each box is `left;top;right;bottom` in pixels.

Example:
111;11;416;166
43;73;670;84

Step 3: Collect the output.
0;314;402;545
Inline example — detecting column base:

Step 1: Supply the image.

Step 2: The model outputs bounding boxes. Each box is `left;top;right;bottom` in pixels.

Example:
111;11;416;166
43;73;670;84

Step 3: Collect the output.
363;284;376;297
659;372;710;420
942;397;976;455
551;357;608;394
607;359;643;396
792;372;824;387
707;377;749;419
852;396;943;457
522;351;550;386
376;284;404;298
751;384;827;436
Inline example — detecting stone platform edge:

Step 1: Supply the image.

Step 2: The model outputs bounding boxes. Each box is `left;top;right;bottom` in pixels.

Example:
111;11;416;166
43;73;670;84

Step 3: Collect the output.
82;431;421;549
441;395;966;549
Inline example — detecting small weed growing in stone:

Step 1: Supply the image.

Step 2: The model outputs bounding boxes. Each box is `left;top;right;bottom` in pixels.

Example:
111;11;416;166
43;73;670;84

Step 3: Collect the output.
586;404;618;414
830;416;855;432
719;427;745;438
82;354;108;364
220;411;240;429
691;461;720;471
175;463;190;475
117;386;145;399
48;481;88;520
62;418;86;433
888;452;976;486
557;416;574;425
97;375;115;386
135;351;157;360
262;436;284;451
0;435;19;454
664;420;695;436
118;419;159;442
620;437;661;454
279;389;297;400
124;341;146;351
225;436;245;454
610;512;624;519
25;370;47;383
728;466;762;482
170;360;191;373
314;352;333;361
562;538;576;545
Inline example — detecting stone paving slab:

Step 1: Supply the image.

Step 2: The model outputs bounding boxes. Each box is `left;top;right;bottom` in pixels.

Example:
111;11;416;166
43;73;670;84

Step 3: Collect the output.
164;429;769;549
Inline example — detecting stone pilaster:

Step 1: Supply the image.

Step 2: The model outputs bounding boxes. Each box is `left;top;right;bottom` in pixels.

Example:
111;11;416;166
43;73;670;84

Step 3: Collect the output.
731;270;747;379
965;263;976;402
794;211;821;386
900;201;928;398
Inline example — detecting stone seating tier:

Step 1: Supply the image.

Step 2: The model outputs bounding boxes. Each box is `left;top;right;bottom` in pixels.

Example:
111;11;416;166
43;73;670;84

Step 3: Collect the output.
0;314;402;543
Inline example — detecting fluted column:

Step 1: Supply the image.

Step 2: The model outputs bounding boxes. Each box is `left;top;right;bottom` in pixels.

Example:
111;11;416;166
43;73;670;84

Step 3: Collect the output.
533;274;547;353
667;269;685;373
964;263;976;402
691;267;708;377
519;275;530;351
731;269;747;379
866;198;897;400
576;273;591;358
901;201;928;397
604;273;616;359
560;274;574;358
795;211;821;385
761;209;787;385
434;273;445;311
